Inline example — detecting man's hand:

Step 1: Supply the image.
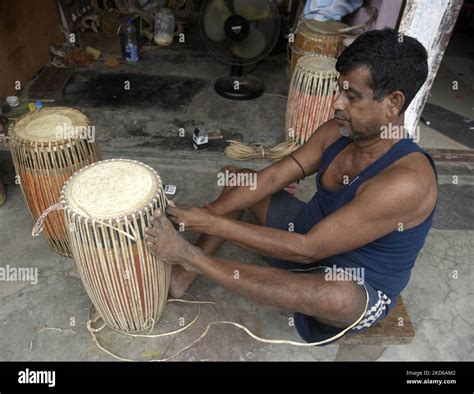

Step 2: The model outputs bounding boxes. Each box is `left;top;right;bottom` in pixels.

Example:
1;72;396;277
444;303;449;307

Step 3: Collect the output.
144;209;203;273
166;206;217;233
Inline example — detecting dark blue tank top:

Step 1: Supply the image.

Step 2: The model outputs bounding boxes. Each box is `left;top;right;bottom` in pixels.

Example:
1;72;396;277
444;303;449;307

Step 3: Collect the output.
293;136;438;302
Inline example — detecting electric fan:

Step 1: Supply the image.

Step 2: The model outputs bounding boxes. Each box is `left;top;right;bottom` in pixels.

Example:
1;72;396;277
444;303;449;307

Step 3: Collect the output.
200;0;281;100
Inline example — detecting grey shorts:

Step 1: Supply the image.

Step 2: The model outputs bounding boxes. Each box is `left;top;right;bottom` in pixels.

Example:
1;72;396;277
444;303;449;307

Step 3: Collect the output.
264;190;307;270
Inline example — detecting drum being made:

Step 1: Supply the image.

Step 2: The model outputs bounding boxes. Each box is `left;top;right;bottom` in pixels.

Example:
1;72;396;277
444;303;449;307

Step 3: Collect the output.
9;107;101;256
286;55;339;146
36;159;171;334
290;19;346;77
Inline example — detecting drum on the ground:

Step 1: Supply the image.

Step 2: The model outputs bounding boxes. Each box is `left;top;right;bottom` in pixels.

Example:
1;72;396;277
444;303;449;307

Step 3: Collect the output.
286;55;339;146
9;107;101;256
60;159;170;333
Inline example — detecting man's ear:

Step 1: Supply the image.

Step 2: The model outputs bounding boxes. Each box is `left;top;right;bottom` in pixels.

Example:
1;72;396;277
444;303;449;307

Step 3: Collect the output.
386;91;405;117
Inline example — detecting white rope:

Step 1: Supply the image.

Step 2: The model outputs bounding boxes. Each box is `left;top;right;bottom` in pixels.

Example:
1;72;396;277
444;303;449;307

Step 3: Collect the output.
86;286;369;361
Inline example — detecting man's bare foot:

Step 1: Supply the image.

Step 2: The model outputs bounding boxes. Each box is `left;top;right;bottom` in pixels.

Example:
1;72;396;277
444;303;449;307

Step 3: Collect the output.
144;209;202;272
169;265;200;298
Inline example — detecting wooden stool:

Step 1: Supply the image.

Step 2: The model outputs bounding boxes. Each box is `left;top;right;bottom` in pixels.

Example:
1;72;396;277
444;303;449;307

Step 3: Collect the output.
336;297;415;361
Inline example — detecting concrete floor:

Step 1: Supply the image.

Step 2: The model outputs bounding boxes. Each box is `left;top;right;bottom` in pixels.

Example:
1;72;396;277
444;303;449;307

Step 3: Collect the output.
419;30;474;150
1;27;473;361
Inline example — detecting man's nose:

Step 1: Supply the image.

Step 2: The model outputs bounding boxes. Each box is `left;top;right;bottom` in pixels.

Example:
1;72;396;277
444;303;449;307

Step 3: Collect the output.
333;91;345;112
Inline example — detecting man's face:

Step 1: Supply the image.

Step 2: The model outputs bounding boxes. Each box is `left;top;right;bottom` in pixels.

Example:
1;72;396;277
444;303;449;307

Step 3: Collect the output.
332;66;387;141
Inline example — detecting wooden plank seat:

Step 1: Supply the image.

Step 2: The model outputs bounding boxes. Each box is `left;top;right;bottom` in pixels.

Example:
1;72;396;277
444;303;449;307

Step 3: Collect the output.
335;297;415;360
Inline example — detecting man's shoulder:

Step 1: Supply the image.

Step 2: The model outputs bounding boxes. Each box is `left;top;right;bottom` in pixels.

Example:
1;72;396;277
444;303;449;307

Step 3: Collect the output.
360;150;438;223
388;150;437;188
314;119;343;152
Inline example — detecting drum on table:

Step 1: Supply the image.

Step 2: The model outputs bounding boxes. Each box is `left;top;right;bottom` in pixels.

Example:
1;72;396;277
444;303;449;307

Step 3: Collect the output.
285;55;339;146
9;107;101;256
35;159;171;333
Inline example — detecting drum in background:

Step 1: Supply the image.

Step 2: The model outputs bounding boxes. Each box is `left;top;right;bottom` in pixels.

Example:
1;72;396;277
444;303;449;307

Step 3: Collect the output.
9;107;101;256
285;55;339;146
60;159;170;333
290;19;346;76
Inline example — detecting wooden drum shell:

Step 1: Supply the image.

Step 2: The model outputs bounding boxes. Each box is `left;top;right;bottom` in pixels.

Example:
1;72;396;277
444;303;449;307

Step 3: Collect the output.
285;55;339;146
60;159;170;334
290;19;346;77
9;108;101;256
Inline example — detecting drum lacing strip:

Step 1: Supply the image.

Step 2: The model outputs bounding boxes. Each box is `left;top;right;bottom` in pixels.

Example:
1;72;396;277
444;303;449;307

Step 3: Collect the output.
286;57;338;146
10;111;101;256
85;286;369;361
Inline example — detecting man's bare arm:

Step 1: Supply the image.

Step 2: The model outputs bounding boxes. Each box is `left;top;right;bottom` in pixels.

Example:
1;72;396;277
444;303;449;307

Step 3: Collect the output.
145;211;366;327
209;120;340;216
204;167;428;263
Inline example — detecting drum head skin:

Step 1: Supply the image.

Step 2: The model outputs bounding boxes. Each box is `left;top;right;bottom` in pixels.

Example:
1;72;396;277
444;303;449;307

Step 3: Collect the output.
12;107;89;143
297;55;337;74
301;19;349;35
64;160;160;220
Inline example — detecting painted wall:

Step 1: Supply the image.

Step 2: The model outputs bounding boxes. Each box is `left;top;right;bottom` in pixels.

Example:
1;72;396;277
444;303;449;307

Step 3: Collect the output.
399;0;463;134
0;0;63;98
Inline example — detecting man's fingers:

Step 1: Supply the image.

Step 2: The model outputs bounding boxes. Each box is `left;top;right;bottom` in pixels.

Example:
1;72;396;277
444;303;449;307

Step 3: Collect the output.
150;215;164;228
152;208;163;217
166;206;181;217
145;236;155;249
168;215;180;224
144;227;159;237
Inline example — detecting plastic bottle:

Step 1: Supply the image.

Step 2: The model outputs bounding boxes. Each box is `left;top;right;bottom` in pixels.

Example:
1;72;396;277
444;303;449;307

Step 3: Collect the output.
154;8;174;46
123;17;139;62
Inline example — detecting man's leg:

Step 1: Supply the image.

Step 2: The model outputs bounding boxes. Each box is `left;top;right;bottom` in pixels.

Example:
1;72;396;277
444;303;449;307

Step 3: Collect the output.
147;211;368;331
169;167;272;298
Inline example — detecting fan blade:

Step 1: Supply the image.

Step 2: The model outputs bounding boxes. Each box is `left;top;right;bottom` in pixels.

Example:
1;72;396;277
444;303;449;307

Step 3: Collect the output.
231;25;266;59
233;0;271;21
204;0;232;42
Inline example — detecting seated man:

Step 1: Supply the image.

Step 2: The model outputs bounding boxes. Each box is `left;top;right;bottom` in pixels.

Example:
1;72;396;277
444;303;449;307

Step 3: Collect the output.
144;29;438;344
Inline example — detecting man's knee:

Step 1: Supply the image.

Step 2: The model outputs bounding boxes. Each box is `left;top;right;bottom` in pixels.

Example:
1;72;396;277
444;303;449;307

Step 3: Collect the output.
320;281;367;328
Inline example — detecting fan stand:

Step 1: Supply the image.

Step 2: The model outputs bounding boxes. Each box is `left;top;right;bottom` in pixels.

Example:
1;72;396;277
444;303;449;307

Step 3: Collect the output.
214;64;264;100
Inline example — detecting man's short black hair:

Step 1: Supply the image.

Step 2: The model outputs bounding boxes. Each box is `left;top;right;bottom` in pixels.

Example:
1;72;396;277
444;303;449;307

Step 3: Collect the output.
336;28;428;113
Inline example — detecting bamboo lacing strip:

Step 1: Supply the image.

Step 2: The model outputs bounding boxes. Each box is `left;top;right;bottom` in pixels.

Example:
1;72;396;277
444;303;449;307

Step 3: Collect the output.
224;56;338;162
9;111;101;256
32;203;137;242
69;197;169;333
286;59;339;146
85;285;369;361
224;140;300;162
86;295;218;362
57;160;171;334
